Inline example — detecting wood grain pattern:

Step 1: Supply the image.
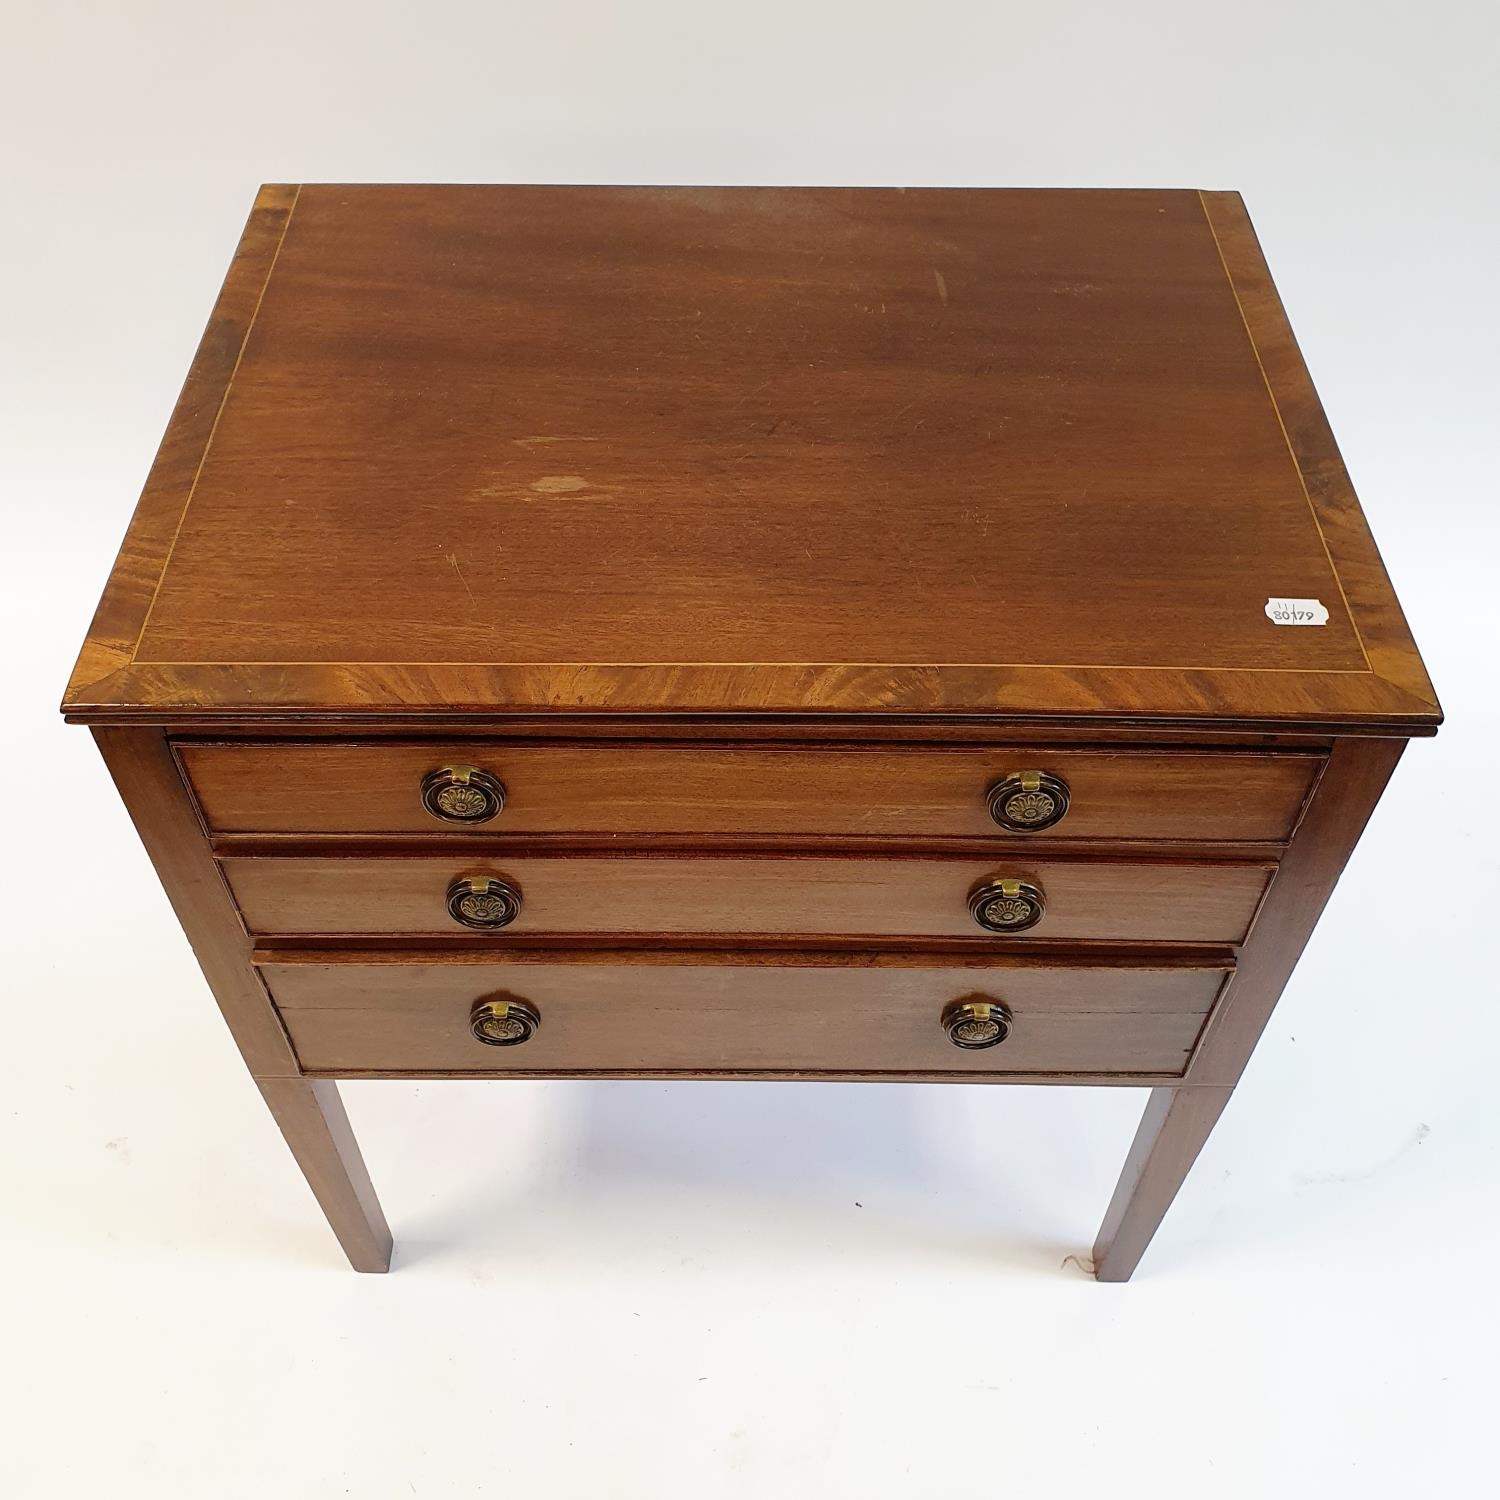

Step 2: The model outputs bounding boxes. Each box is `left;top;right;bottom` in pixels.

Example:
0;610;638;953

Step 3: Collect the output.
1198;194;1434;717
63;186;1438;731
221;852;1275;944
264;955;1225;1076
178;739;1321;842
65;186;298;709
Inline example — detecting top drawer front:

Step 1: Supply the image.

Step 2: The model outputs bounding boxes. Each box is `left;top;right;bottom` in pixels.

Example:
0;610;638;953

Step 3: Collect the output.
178;742;1321;842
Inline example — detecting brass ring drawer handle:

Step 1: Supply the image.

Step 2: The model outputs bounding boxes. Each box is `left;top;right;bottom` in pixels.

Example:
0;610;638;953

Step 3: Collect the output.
422;764;507;823
470;996;541;1046
968;878;1045;933
942;998;1014;1050
987;770;1070;832
446;875;523;929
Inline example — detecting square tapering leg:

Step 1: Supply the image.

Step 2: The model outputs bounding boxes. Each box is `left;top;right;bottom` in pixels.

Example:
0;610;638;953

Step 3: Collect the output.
1092;1086;1233;1281
257;1078;392;1272
93;727;393;1270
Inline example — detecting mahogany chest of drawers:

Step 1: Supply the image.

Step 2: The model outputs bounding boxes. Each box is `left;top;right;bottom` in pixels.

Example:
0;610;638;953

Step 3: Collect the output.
63;185;1439;1278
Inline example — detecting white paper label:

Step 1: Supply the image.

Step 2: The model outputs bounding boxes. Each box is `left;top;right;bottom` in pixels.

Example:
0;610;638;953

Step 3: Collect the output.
1264;597;1329;627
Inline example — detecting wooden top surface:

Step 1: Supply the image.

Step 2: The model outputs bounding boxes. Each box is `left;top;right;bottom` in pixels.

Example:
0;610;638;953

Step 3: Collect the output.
64;185;1438;730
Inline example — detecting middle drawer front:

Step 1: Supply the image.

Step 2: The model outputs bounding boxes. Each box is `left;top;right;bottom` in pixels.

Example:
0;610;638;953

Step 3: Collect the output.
223;854;1274;943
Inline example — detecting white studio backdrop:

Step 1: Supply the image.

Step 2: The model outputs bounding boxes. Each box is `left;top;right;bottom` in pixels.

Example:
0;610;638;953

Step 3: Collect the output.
2;3;1496;1496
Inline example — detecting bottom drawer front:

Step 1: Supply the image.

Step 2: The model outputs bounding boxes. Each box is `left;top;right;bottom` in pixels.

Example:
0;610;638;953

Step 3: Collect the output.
263;956;1227;1078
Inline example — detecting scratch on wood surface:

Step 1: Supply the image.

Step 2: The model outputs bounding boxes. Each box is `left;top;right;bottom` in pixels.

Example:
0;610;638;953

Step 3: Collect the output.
933;268;948;306
447;553;478;610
